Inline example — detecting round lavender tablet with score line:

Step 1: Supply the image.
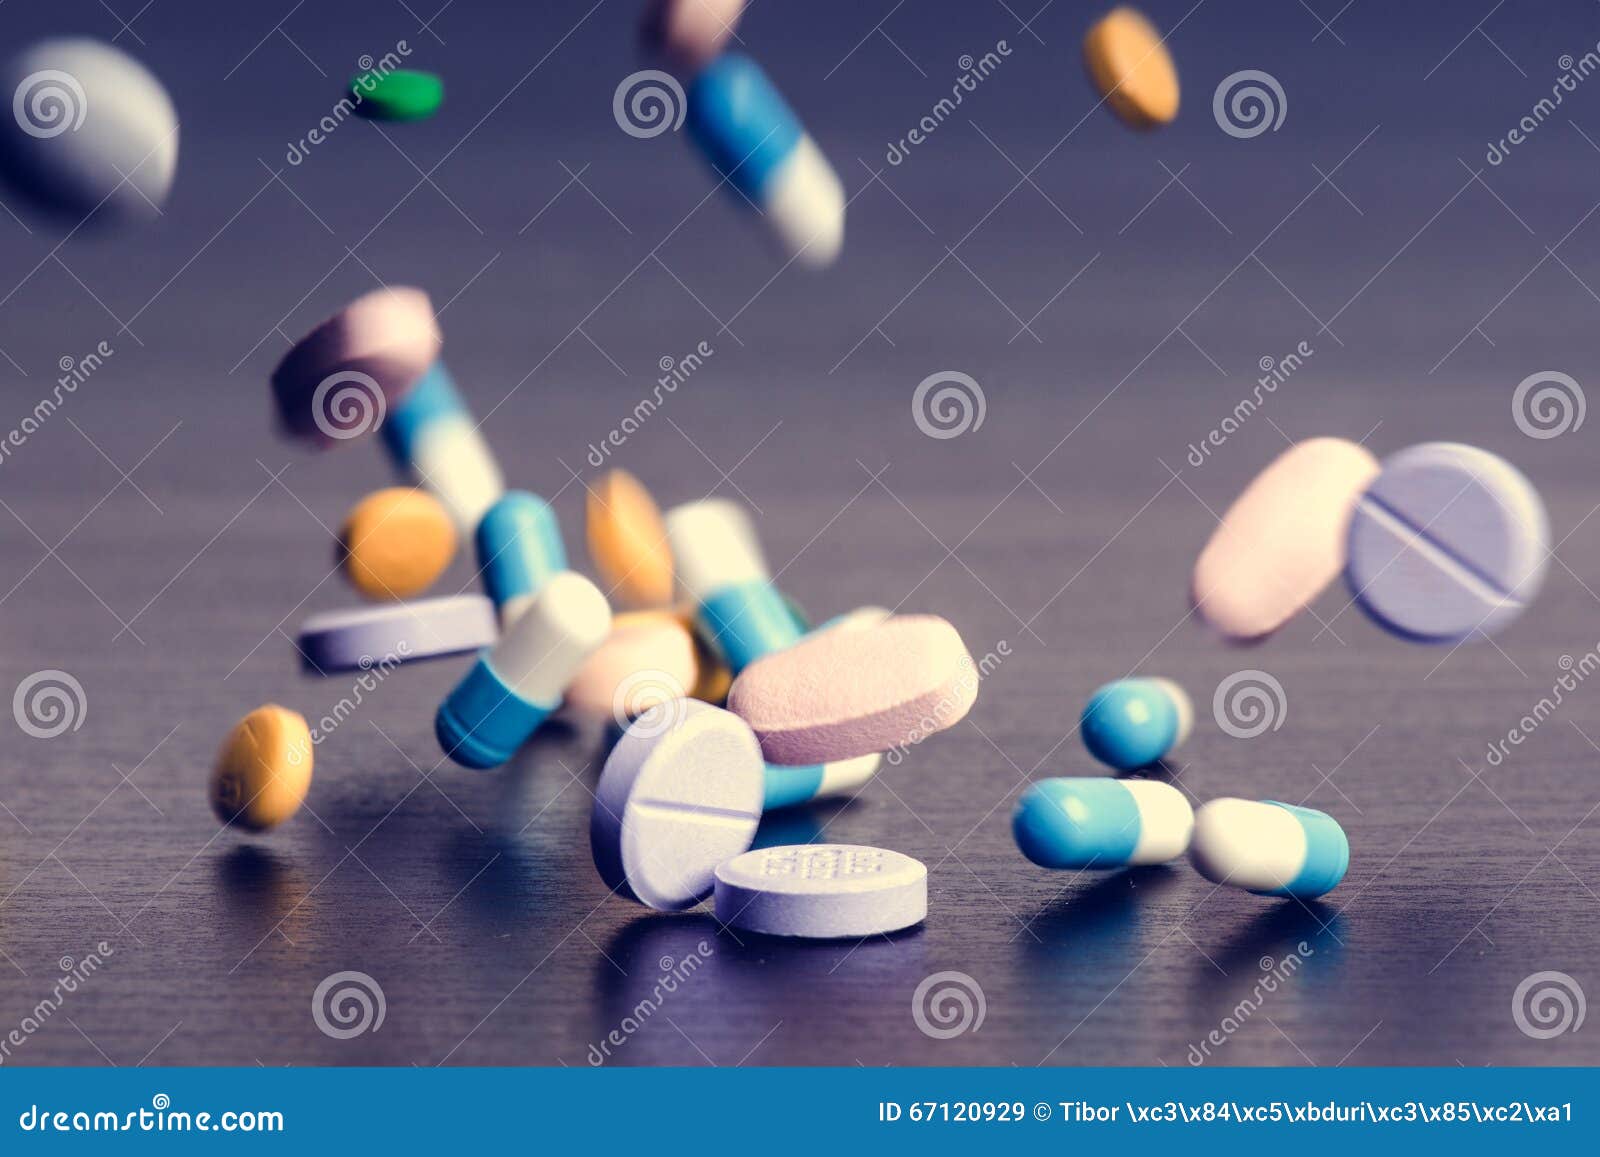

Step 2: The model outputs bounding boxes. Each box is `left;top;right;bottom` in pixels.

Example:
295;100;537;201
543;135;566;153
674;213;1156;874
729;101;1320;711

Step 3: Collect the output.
726;614;979;765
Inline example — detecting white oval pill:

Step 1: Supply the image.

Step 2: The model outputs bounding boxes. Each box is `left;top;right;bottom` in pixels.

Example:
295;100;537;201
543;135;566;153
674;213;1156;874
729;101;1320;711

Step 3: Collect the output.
590;699;764;911
714;843;928;938
1192;437;1379;641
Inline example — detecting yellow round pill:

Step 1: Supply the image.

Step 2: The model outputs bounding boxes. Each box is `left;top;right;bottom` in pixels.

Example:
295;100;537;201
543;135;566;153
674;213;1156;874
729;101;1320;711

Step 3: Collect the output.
586;469;674;608
210;704;314;832
339;487;457;600
1084;7;1180;129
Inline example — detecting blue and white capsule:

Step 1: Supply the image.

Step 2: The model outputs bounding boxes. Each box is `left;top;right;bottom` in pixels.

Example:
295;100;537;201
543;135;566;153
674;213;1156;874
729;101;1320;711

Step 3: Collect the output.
686;53;844;268
1081;677;1192;771
1013;777;1194;869
665;498;803;673
1189;798;1349;899
476;491;567;627
763;753;880;811
382;362;505;534
436;572;611;769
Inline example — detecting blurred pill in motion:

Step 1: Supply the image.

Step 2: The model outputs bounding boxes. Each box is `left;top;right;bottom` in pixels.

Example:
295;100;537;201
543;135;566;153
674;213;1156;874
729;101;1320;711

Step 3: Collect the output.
591;699;764;910
272;287;440;447
763;753;880;811
380;362;505;533
728;613;978;765
714;844;927;938
477;491;567;626
1081;677;1192;771
1013;777;1192;869
297;594;497;673
643;0;746;72
1192;438;1379;642
339;487;457;600
1190;798;1349;899
563;612;699;721
586;469;674;608
686;53;844;268
211;705;313;833
350;68;443;121
665;498;803;672
1083;8;1179;129
1345;442;1549;643
436;573;611;769
0;38;178;219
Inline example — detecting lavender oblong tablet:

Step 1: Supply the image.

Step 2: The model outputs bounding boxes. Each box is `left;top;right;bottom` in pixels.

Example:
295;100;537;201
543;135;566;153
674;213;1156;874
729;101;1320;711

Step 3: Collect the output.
1346;442;1549;642
297;594;496;673
714;844;927;938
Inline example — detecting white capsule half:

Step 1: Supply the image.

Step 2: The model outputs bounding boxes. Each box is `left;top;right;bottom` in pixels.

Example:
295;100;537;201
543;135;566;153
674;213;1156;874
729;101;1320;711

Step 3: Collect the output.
664;498;769;602
490;571;613;704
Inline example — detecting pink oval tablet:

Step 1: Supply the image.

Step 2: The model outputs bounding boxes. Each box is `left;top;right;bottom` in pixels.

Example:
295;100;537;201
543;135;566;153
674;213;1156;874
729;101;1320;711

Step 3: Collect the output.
563;617;699;720
727;614;979;764
1192;437;1379;642
271;286;441;447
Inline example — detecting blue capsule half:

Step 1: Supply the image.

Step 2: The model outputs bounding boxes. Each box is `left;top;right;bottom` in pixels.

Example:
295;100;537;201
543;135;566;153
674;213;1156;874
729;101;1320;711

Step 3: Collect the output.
1080;677;1192;771
476;491;566;625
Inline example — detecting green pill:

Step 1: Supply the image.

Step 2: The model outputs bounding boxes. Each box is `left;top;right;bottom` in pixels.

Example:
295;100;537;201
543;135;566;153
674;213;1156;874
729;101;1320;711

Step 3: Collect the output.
350;69;443;121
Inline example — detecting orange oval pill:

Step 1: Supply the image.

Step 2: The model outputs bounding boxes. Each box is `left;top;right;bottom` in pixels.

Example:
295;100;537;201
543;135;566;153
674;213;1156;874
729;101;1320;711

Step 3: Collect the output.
210;704;314;832
586;469;674;608
339;487;457;600
1084;7;1180;129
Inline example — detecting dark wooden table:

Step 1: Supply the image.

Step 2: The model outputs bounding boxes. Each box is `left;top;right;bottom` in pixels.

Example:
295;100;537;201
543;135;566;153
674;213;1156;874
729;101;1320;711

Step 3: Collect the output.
0;0;1597;1068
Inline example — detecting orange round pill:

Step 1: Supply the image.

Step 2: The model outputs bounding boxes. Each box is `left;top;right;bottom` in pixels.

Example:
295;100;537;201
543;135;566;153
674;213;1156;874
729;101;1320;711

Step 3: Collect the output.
339;487;457;600
586;469;674;608
1083;7;1180;129
210;704;314;832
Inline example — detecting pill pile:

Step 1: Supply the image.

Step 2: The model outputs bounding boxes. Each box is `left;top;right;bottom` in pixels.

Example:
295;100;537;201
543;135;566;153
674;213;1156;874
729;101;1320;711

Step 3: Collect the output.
197;277;981;939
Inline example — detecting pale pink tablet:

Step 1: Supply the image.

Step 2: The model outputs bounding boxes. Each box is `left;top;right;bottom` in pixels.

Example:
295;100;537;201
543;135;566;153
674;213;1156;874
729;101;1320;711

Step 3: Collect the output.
1192;437;1380;642
563;617;699;721
271;286;441;447
726;614;979;764
642;0;746;71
